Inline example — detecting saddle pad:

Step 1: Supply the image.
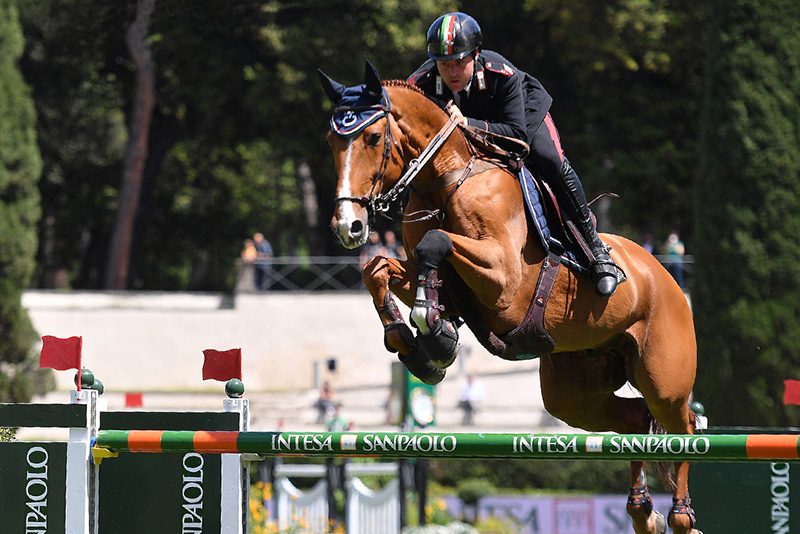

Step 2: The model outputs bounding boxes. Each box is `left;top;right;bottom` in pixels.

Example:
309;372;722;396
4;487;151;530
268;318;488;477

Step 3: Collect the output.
518;166;590;275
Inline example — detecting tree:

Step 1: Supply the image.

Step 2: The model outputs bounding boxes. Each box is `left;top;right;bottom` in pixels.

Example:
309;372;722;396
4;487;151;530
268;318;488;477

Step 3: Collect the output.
18;0;710;291
694;0;800;425
460;0;711;242
105;0;156;289
0;0;52;401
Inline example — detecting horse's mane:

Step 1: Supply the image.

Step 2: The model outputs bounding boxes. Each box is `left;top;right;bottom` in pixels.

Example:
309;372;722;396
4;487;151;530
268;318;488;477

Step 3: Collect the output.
382;79;426;95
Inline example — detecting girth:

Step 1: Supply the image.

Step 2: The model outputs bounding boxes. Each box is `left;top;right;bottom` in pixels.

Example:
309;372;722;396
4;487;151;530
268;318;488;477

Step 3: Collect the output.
500;247;563;360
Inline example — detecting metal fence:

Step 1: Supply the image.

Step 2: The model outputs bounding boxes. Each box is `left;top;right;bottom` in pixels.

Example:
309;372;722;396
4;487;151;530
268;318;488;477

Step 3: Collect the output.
236;255;693;292
236;256;365;292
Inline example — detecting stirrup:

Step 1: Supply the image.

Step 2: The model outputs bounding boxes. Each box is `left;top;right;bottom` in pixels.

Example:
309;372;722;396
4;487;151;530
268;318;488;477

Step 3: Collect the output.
589;245;618;297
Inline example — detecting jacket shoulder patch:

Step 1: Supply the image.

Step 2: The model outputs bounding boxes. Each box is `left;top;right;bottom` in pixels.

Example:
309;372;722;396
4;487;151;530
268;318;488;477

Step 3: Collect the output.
408;70;432;85
485;62;515;77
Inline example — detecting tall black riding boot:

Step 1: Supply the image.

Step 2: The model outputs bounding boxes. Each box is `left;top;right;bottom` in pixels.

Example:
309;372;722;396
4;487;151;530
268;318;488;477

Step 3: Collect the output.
553;159;618;298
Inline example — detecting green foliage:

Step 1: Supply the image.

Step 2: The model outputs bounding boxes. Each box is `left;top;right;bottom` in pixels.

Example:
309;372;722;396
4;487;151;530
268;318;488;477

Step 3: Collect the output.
455;478;495;506
0;0;52;402
17;0;709;291
460;0;711;242
694;0;800;425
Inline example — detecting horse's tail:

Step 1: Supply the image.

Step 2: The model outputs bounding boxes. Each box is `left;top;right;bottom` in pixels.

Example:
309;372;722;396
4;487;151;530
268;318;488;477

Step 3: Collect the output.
648;418;677;492
648;408;703;492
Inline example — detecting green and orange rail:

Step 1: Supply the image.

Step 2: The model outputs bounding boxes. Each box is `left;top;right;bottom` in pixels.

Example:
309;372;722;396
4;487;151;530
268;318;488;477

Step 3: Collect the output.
92;430;800;462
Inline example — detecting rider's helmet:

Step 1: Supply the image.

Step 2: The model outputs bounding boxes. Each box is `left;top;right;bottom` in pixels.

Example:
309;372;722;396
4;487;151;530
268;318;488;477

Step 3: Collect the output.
426;12;482;61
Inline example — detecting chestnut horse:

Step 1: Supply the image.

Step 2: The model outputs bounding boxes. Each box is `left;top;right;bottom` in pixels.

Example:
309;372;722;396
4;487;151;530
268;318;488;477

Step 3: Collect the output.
319;62;700;534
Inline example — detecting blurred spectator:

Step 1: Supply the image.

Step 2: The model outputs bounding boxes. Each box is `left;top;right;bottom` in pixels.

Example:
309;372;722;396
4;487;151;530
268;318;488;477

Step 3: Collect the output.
326;404;349;432
238;239;259;291
383;230;406;260
253;232;274;290
241;239;257;261
316;381;337;423
663;231;686;288
458;374;485;425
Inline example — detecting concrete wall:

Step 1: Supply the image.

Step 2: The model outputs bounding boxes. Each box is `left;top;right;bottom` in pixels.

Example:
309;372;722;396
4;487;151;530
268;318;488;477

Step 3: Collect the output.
23;290;533;393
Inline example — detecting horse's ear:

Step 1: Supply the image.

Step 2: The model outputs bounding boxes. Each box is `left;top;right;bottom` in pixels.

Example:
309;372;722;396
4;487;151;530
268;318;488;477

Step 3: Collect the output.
317;68;345;103
364;60;382;98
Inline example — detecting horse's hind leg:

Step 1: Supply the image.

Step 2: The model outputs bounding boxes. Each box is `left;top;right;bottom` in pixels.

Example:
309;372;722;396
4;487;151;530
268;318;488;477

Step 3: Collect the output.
539;351;668;534
629;321;700;534
628;463;667;534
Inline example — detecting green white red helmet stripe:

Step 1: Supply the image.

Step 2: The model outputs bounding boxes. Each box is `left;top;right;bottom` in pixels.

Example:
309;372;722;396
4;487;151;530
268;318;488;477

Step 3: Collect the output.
438;14;457;56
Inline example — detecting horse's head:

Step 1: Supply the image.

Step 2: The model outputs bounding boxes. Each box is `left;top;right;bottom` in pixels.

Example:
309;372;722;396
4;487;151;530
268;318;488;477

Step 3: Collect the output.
319;61;406;249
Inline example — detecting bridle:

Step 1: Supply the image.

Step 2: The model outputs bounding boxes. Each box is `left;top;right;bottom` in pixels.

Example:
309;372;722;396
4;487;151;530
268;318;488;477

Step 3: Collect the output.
332;96;460;219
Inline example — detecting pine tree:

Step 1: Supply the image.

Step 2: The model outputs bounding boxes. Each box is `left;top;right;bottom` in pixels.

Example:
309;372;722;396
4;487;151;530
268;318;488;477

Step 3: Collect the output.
694;0;800;425
0;0;50;401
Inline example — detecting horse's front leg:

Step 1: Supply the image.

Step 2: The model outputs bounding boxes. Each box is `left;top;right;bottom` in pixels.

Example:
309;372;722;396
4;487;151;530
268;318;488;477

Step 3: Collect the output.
408;230;461;369
362;254;445;385
411;228;523;317
362;255;415;354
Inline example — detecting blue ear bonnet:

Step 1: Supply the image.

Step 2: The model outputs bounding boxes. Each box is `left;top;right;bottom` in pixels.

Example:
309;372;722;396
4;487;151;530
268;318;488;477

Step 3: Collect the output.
330;85;391;137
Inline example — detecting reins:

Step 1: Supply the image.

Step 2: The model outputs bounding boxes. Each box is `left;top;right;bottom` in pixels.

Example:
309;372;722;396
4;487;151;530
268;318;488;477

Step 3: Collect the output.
375;115;460;214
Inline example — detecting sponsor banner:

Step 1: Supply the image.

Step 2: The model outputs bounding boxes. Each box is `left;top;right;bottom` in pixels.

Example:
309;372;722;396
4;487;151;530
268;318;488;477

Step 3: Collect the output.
692;461;799;533
99;449;223;533
443;494;673;534
0;442;68;534
98;430;800;461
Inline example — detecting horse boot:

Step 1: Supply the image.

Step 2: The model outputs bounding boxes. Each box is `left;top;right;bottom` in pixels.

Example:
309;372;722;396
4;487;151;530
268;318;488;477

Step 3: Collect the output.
376;291;445;385
399;340;447;385
377;292;415;354
410;230;460;369
627;484;667;534
555;158;618;298
668;493;699;534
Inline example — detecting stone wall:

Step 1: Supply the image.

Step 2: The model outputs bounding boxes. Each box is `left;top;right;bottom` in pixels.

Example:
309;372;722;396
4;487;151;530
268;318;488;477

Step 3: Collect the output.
23;290;528;393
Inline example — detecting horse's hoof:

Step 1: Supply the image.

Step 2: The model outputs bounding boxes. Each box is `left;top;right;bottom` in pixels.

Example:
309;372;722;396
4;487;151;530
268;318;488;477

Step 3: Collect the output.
653;511;666;534
419;318;459;369
399;345;446;385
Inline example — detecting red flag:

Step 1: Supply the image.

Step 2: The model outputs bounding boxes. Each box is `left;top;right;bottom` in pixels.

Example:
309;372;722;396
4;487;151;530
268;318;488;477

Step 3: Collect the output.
202;348;242;381
40;335;83;371
784;379;800;405
125;392;144;408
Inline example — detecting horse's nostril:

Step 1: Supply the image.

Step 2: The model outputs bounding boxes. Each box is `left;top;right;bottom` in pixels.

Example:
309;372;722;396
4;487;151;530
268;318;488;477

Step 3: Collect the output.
351;220;364;236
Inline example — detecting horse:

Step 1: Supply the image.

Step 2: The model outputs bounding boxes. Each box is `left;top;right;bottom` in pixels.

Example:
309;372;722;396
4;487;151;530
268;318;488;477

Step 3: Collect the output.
319;61;700;534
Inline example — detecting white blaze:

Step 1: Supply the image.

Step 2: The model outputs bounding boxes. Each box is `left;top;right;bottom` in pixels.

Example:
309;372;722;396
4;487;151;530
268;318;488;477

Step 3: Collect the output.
335;138;367;244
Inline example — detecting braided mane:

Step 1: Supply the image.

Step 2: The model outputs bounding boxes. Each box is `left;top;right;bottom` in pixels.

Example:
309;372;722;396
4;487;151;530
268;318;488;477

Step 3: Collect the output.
382;79;426;95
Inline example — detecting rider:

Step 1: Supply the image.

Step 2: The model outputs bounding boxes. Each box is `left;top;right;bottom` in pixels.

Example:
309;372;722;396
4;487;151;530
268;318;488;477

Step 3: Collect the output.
408;12;618;298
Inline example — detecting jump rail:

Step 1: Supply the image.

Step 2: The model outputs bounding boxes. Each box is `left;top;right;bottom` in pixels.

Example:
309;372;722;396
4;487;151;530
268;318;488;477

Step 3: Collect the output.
94;430;800;462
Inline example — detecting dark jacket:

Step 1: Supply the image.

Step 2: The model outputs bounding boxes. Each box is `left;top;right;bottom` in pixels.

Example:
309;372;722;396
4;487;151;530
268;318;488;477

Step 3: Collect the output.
408;50;553;147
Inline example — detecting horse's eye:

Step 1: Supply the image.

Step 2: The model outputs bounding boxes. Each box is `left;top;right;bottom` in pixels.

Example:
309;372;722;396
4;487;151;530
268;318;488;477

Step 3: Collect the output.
367;132;382;147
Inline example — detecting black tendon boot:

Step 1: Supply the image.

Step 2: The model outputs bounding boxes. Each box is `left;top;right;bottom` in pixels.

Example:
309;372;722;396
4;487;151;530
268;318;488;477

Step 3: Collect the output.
556;159;618;298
